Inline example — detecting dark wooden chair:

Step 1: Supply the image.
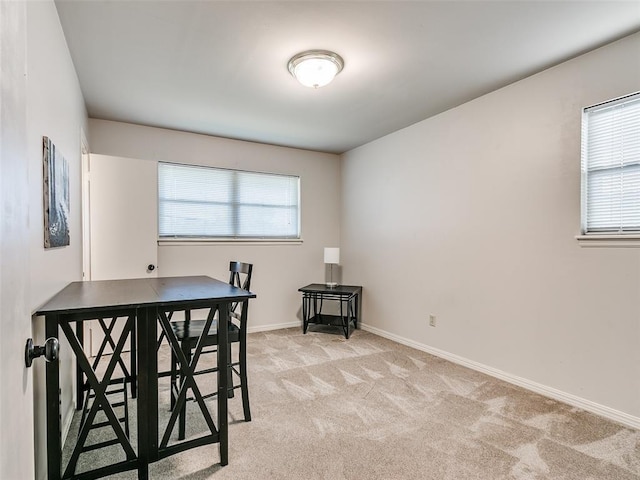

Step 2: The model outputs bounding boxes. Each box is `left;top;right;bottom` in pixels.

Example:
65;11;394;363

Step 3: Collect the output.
169;261;253;437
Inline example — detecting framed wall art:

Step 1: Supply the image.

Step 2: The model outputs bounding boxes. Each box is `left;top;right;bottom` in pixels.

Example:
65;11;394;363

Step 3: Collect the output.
43;136;70;248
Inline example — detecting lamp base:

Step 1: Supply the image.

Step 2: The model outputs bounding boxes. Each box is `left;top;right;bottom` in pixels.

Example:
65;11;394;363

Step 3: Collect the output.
325;282;338;288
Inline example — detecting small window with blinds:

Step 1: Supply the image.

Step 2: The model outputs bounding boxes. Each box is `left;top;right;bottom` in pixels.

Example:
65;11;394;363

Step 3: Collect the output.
158;163;300;239
581;92;640;235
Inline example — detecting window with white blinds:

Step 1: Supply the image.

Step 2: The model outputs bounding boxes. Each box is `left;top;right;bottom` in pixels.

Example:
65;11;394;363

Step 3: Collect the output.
581;92;640;234
158;163;300;239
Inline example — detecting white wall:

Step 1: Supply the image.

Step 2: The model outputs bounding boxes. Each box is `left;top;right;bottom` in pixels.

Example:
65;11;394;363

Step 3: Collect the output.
89;119;341;331
342;32;640;425
26;2;88;479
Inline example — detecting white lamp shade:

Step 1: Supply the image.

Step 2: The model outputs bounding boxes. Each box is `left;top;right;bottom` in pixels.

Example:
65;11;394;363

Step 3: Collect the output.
324;247;340;264
293;58;339;88
288;50;344;89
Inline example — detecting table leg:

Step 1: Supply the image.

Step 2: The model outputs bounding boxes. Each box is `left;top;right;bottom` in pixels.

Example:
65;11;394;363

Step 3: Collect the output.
45;314;61;480
75;321;84;411
340;297;349;339
137;306;157;479
131;319;137;399
302;294;308;334
312;294;319;321
217;303;229;466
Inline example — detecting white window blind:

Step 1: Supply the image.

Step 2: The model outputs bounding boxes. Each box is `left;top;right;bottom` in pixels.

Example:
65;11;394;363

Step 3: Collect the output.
158;163;300;239
581;92;640;234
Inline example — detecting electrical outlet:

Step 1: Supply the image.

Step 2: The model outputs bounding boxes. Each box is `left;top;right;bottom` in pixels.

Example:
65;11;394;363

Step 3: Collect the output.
429;314;436;327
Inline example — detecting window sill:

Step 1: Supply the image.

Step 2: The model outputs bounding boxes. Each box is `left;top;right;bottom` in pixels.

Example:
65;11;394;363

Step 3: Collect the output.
158;238;303;247
575;234;640;248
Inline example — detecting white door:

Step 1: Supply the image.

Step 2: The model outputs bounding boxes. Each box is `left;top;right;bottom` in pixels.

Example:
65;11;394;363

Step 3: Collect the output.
0;4;34;477
86;154;158;355
89;154;158;281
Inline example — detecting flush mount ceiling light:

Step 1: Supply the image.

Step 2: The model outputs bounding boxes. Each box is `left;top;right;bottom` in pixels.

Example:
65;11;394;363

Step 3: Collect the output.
287;50;344;88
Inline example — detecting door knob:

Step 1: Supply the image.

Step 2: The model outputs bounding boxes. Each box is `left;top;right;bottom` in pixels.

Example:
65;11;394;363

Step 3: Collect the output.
25;337;59;368
147;264;156;272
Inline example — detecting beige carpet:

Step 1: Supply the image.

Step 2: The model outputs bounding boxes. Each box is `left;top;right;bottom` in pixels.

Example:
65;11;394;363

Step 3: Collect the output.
65;327;640;479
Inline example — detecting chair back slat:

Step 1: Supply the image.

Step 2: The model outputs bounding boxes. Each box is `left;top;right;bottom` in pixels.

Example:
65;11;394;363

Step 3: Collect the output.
228;261;253;318
229;261;253;291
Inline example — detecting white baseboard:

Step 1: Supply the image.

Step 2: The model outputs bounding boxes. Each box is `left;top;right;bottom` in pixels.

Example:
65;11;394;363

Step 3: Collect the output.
248;321;299;334
61;403;75;449
360;323;640;430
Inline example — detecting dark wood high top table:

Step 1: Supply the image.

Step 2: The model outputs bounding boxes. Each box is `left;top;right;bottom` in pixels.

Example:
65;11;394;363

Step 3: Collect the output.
36;276;256;480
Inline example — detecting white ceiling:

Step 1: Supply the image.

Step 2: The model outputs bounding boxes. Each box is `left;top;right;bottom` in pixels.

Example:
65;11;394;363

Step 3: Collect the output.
55;1;640;154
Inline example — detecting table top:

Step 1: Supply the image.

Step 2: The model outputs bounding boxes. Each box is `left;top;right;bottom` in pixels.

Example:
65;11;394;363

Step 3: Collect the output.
36;275;256;315
298;283;362;295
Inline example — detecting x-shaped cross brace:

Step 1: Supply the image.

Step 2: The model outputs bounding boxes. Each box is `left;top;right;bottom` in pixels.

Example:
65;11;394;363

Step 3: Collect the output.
60;317;136;478
157;308;218;446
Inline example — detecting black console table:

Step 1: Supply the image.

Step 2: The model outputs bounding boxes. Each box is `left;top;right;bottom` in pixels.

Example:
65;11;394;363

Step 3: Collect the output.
298;284;362;339
36;276;255;480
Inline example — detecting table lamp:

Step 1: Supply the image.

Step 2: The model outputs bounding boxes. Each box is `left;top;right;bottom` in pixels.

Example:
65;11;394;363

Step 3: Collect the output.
324;247;340;288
